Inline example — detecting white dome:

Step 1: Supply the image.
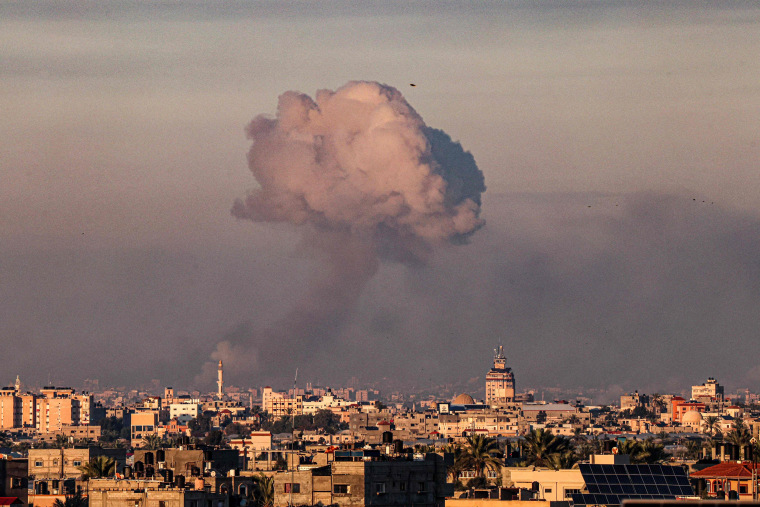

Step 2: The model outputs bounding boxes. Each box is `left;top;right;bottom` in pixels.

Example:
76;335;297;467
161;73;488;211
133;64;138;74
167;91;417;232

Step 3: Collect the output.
682;410;703;424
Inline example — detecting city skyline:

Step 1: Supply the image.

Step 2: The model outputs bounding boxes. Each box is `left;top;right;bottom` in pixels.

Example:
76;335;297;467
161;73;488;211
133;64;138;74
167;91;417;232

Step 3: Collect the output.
2;1;760;393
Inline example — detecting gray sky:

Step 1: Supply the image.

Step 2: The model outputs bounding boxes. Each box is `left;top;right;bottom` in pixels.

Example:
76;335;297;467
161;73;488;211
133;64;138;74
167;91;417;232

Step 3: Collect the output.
2;1;759;399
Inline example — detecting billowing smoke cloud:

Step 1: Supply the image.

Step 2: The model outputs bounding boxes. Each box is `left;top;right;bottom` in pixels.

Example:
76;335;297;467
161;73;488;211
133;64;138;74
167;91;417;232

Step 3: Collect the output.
201;81;485;383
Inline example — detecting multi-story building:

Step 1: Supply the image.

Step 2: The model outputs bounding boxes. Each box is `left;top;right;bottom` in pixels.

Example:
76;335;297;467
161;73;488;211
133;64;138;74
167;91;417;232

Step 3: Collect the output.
485;345;515;405
620;391;650;411
0;387;21;429
89;479;228;507
262;387;303;418
693;377;725;402
131;411;158;446
302;390;353;415
169;403;200;423
36;396;80;433
272;451;452;507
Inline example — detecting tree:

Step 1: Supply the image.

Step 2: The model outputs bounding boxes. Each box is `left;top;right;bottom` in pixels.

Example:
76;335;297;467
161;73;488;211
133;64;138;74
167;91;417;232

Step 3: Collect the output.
549;450;579;470
703;416;721;437
617;438;667;464
457;434;502;481
143;433;162;450
726;418;751;447
53;491;88;507
253;473;275;507
522;428;571;469
78;455;116;479
204;430;225;446
443;443;465;482
54;434;70;449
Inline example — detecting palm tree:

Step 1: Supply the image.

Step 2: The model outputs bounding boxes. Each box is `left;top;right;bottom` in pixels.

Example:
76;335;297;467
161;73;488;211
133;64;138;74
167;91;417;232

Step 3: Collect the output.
53;491;88;507
143;433;163;450
618;438;667;464
457;434;502;482
638;439;668;463
522;428;571;469
703;416;720;437
253;473;275;507
54;434;70;449
549;450;579;470
78;455;116;479
726;418;752;447
442;443;465;482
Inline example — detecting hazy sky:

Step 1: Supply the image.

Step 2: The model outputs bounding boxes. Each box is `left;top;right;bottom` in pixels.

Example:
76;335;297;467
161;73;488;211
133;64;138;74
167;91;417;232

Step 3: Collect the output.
2;1;760;400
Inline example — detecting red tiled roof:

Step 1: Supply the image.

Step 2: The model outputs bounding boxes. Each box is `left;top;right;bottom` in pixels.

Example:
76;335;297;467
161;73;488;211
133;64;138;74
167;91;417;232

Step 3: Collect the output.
691;462;753;478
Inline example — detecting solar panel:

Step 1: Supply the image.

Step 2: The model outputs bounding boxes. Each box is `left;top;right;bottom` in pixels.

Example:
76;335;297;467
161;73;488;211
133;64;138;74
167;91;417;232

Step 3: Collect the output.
573;463;694;507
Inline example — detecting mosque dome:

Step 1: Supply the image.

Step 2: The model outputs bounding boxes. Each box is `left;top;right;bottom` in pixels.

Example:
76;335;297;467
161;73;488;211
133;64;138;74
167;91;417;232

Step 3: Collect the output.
682;410;703;425
452;393;475;405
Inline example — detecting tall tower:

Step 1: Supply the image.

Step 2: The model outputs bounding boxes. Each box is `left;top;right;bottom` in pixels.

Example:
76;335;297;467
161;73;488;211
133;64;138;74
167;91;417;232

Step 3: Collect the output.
486;345;515;405
217;360;224;399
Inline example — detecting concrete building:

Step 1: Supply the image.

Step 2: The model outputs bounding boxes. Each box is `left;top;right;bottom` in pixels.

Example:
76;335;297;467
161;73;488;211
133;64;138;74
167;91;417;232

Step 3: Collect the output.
0;389;21;429
262;387;303;418
131;411;158;445
272;452;452;507
89;479;228;507
508;467;585;502
485;346;515;405
620;391;650;412
0;457;28;505
692;377;725;402
169;403;200;423
28;447;126;507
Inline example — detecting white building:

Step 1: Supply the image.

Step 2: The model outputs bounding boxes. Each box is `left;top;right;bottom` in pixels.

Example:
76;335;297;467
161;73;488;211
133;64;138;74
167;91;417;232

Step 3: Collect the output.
169;403;200;421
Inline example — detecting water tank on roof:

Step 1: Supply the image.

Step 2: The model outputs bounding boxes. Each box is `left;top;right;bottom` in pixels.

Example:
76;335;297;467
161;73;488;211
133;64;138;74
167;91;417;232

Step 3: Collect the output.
156;449;165;462
176;475;186;488
382;431;393;444
145;452;154;465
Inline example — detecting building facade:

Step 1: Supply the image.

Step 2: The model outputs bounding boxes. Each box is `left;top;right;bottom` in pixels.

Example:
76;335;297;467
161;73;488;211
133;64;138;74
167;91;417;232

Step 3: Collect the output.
485;346;515;405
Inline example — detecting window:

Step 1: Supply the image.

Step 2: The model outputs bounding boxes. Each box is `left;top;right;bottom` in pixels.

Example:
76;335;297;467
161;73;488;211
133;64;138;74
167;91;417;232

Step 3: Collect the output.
399;483;406;492
35;461;43;467
418;482;427;493
284;483;300;493
375;483;386;494
740;485;748;494
73;461;82;467
544;488;552;494
333;484;350;494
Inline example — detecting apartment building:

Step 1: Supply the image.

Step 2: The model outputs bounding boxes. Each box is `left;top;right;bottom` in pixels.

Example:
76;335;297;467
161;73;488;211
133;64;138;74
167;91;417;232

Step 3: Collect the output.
262;387;303;418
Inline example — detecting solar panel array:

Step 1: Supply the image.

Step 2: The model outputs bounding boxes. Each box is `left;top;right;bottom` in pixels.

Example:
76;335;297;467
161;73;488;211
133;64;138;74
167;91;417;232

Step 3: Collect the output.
572;463;694;506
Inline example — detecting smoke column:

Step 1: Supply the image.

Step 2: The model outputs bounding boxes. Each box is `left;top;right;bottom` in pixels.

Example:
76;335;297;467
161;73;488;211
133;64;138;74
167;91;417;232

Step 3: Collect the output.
202;81;485;383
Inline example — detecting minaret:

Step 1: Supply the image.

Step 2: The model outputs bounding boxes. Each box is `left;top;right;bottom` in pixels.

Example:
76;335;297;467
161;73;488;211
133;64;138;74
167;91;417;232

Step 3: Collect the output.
14;375;21;393
217;360;224;399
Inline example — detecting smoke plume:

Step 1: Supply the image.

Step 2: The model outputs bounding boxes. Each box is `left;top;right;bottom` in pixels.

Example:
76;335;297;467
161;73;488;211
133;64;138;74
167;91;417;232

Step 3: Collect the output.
201;81;485;384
